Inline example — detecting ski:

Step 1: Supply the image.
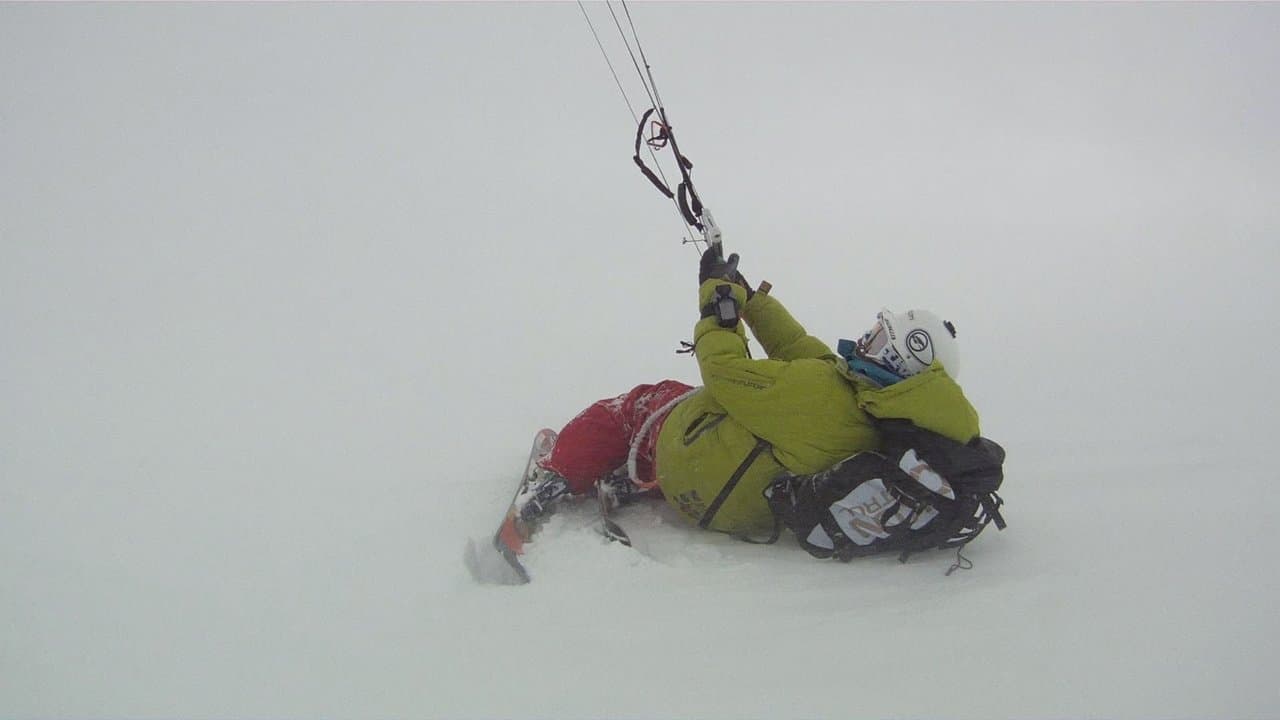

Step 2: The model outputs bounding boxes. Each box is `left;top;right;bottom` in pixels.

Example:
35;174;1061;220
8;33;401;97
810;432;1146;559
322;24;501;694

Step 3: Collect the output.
595;470;634;547
465;429;648;584
465;428;558;585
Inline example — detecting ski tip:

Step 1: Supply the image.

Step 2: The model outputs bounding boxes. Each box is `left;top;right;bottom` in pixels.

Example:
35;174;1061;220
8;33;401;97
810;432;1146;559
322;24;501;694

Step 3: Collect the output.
600;518;633;547
494;543;531;585
496;515;526;556
464;538;530;586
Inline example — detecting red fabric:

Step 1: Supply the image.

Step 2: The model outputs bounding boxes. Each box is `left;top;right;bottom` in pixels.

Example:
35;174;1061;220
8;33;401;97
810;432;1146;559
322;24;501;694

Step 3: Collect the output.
541;380;694;494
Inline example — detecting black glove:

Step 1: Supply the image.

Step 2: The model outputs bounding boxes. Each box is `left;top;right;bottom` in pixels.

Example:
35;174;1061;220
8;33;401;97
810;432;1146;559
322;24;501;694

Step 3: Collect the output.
699;246;739;285
699;246;754;299
734;266;754;301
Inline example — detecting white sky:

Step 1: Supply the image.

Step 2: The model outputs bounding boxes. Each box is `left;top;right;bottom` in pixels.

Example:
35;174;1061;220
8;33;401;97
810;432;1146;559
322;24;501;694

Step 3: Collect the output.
3;3;1279;717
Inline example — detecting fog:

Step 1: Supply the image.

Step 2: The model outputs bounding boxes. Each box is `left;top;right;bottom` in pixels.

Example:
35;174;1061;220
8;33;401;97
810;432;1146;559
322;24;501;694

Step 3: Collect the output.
3;3;1278;717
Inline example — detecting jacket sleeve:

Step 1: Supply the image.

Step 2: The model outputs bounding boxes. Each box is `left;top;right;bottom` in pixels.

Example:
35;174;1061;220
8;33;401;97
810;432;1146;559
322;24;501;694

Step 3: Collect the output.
692;280;873;465
692;280;791;433
855;365;982;443
740;290;834;361
692;279;756;369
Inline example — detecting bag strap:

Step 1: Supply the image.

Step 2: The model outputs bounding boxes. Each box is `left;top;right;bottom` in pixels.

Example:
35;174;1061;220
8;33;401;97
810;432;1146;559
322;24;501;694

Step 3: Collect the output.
699;438;771;529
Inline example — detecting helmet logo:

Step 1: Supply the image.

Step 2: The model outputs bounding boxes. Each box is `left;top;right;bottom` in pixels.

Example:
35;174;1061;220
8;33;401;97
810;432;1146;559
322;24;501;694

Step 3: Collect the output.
905;329;933;365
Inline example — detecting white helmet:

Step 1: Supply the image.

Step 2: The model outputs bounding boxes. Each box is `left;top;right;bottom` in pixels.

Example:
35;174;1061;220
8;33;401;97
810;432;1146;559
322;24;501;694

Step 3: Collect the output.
854;308;960;379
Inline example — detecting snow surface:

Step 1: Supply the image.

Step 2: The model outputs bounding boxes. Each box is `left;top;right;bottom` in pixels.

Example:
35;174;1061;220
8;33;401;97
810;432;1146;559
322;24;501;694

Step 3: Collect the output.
3;3;1279;718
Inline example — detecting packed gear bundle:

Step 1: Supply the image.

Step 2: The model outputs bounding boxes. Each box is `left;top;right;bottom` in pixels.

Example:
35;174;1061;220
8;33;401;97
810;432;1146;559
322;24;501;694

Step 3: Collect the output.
763;420;1006;568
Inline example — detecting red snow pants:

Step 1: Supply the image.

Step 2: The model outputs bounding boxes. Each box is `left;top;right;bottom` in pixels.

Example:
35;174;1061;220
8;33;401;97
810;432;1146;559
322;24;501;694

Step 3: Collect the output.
540;380;694;495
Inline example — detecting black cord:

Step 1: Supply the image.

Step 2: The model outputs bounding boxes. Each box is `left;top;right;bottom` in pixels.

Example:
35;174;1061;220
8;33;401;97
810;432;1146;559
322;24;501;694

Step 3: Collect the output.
945;546;974;576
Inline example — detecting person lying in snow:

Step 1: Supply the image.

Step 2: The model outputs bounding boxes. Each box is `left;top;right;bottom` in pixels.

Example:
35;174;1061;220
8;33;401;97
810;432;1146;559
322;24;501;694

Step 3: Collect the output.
517;247;1005;562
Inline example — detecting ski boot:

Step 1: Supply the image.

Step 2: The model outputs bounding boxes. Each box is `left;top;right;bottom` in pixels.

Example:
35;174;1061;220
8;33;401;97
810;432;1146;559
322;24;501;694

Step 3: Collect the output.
594;469;647;547
510;465;572;541
594;469;644;513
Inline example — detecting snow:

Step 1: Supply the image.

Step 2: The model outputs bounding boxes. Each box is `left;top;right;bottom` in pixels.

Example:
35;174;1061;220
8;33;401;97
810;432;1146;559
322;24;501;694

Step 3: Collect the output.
3;3;1280;718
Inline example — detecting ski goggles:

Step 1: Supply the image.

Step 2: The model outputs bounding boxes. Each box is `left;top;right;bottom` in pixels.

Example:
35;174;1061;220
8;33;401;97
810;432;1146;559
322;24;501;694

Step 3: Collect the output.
839;312;909;378
857;318;891;358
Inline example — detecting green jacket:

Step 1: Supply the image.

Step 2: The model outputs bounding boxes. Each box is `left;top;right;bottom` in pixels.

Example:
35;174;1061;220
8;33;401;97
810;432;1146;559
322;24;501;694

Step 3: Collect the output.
654;280;982;534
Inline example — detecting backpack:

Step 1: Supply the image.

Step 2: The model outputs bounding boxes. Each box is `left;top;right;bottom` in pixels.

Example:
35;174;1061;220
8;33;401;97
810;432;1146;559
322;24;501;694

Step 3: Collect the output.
762;420;1006;563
